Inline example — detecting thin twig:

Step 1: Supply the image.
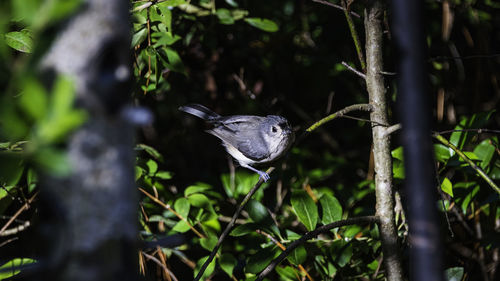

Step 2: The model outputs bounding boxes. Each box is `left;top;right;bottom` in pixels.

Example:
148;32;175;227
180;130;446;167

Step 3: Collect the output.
193;167;275;281
256;216;379;281
311;0;360;18
435;128;500;135
383;123;402;137
305;103;373;133
0;192;37;235
433;133;500;195
341;61;366;79
142;252;179;281
139;187;206;238
0;220;30;236
255;229;314;281
341;0;366;72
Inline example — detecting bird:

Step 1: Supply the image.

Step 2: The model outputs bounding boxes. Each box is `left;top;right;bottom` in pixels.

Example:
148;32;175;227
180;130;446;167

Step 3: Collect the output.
179;104;294;181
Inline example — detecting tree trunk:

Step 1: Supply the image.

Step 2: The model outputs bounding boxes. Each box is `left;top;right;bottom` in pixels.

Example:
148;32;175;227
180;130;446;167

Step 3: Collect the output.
39;0;138;280
365;2;404;281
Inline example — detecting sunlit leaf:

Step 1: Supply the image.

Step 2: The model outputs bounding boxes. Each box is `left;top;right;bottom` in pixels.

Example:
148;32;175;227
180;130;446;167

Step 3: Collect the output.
194;256;215;279
0;258;36;279
184;184;211;196
444;267;464;281
244;18;279;32
441;177;453;197
4;30;33;53
174;197;190;217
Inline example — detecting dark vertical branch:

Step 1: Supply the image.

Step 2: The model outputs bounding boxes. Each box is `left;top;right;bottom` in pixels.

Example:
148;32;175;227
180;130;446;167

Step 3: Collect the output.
39;0;138;280
365;1;404;281
391;1;444;281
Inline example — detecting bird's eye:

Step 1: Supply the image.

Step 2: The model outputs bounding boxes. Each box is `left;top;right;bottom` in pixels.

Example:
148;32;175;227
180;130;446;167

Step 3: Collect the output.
271;126;278;133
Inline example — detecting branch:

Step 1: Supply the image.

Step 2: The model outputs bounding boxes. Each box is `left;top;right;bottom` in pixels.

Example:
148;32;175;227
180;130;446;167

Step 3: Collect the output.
342;0;366;72
305;103;373;133
193;167;274;281
311;0;361;18
341;61;366;79
256;216;379;281
433;133;500;195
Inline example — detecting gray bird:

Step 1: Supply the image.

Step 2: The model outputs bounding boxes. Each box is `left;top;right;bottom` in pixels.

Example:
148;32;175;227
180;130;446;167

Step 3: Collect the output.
179;104;294;181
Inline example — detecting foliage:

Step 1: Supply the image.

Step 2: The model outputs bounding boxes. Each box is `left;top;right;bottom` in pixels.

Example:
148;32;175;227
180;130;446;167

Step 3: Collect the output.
0;0;499;281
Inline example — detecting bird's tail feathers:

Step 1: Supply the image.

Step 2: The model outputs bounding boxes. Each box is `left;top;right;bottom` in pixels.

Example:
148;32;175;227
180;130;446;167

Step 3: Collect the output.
179;104;220;121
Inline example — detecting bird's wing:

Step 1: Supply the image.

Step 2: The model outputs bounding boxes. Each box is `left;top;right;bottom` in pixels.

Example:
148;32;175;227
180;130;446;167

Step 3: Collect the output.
208;120;269;162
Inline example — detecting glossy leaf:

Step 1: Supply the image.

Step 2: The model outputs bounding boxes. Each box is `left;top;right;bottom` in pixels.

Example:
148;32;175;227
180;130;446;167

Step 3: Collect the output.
230;222;259;236
194;256;215;279
291;190;318;231
244;18;279;32
473;138;495;169
319;194;342;224
174;197;190;218
0;258;36;279
184;184;211;196
4;30;33;53
444;267;464;281
441;177;453;197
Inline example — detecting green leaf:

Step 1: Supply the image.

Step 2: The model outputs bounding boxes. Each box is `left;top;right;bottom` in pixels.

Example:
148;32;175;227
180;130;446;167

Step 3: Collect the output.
319;194;342;224
200;234;217;251
275;266;297;281
473;139;495;169
291;190;318;231
4;30;33;53
184;184;212;196
244;18;279;32
246;246;278;273
391;146;404;161
174;197;190;217
0;258;36;279
187;193;211;208
136;144;164;161
19;77;47;120
33;148;71;176
146;159;158;175
155;171;172;179
172;220;191;232
164;47;187;75
216;8;235;25
230;223;259;236
194;256;216;279
441;177;453;197
220;253;237;277
287;245;307;265
27;168;37;193
434;144;451;163
246;199;280;237
444;267;464;281
132;28;148;47
450;111;495;149
393;159;405;179
135;166;144;181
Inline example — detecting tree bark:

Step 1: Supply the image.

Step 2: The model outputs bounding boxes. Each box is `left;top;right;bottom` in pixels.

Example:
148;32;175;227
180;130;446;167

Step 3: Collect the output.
365;2;404;281
39;1;138;280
